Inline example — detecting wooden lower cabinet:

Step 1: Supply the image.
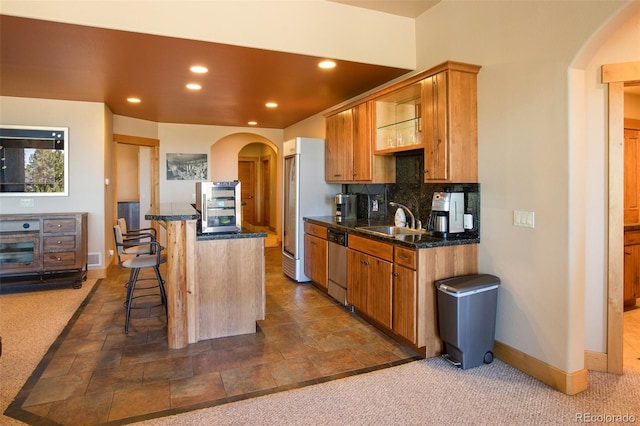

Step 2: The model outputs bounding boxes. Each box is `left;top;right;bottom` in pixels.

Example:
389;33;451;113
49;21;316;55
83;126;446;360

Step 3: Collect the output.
304;222;328;288
366;256;393;328
393;264;417;343
347;249;393;328
624;230;640;308
304;233;328;288
347;235;393;328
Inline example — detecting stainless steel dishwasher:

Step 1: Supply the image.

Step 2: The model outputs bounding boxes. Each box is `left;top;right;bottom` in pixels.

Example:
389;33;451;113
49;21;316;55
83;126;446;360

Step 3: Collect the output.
327;228;348;305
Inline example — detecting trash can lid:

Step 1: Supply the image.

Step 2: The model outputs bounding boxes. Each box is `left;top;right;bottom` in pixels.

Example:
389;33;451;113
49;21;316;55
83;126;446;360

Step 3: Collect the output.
435;274;501;294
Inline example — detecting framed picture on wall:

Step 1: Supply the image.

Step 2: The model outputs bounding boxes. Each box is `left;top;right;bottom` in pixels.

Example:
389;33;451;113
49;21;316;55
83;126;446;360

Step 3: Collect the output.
166;153;207;180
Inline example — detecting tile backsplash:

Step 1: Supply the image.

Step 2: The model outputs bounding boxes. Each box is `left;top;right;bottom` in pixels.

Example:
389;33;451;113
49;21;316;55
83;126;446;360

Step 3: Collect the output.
344;151;480;237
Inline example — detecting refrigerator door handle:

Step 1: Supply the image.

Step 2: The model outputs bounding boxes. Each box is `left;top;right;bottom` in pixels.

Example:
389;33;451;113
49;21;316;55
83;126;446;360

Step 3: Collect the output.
201;193;208;226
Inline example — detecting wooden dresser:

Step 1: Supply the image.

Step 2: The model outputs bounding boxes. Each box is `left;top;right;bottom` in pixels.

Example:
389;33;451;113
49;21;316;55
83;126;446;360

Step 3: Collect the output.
0;212;88;290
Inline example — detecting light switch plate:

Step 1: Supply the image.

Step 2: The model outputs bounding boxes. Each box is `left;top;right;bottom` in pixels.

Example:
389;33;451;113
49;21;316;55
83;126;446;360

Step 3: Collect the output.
514;210;535;228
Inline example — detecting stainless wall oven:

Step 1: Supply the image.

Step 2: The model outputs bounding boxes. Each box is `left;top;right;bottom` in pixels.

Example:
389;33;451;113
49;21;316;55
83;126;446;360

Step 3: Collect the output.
196;181;242;233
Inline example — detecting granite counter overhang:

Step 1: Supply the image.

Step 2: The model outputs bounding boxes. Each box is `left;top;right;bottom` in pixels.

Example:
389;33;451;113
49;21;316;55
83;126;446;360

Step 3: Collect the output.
145;202;266;241
304;216;479;249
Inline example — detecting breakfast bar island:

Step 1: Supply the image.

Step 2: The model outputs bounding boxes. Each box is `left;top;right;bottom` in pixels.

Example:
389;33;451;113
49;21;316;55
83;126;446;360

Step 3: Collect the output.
146;203;266;349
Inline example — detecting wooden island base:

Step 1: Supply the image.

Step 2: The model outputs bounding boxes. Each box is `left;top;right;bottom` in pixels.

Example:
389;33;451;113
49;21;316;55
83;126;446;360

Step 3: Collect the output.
147;204;266;349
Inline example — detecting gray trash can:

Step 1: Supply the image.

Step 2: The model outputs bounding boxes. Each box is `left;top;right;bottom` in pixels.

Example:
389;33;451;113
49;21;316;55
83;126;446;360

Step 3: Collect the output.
435;274;500;370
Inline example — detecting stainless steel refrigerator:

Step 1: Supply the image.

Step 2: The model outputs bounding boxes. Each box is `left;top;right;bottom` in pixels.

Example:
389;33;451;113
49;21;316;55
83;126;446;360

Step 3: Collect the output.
282;137;340;282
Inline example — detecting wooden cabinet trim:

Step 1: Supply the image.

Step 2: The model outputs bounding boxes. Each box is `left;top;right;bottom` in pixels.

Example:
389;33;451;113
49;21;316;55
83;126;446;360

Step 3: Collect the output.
324;61;481;117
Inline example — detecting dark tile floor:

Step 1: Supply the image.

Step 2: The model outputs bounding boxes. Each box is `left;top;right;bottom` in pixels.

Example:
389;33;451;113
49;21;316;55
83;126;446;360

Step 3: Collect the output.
6;247;420;425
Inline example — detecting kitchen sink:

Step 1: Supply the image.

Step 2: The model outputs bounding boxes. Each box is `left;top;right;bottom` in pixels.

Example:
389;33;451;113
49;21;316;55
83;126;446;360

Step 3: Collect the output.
355;225;427;238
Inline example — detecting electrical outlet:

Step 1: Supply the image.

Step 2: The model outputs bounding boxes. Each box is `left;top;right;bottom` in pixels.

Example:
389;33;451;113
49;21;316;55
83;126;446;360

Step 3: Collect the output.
109;249;114;257
513;210;535;228
19;198;34;208
372;199;379;212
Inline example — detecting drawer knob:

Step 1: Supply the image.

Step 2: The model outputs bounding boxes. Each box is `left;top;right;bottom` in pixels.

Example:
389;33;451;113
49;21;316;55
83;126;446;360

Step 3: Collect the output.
57;224;62;228
57;240;62;244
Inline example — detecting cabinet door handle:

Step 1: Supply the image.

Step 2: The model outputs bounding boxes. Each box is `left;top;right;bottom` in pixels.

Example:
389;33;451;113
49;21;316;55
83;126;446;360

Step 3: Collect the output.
393;272;400;277
625;251;631;255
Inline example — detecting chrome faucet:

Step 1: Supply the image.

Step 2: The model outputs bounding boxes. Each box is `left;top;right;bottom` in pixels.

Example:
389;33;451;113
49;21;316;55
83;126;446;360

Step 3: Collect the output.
389;202;418;229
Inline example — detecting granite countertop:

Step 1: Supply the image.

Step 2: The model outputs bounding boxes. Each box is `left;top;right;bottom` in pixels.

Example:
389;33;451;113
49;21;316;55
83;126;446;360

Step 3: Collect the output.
145;203;200;221
145;203;266;241
304;216;480;249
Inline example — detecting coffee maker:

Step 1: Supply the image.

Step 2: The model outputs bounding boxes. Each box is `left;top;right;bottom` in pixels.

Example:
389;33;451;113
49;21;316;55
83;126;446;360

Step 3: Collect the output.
334;193;357;222
428;192;465;237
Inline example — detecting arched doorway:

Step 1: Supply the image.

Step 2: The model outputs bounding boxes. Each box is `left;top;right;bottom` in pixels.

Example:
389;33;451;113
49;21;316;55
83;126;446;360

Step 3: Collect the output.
208;133;281;247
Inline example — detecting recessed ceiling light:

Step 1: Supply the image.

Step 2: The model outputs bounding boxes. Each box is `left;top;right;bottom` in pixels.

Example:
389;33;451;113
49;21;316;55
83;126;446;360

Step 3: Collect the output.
190;65;208;73
318;60;336;69
248;121;258;126
127;97;141;103
186;83;202;90
265;102;278;108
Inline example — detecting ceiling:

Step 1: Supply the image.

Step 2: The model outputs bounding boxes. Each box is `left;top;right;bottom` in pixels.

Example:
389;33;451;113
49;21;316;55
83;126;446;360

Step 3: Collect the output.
0;12;417;129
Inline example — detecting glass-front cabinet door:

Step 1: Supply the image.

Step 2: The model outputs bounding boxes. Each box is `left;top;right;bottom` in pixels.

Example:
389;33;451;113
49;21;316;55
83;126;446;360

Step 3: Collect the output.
373;81;423;154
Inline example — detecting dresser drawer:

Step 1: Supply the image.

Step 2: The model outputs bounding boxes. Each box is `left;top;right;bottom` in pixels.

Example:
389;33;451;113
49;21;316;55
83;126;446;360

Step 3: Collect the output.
43;218;76;234
43;235;76;252
304;222;328;239
43;251;76;268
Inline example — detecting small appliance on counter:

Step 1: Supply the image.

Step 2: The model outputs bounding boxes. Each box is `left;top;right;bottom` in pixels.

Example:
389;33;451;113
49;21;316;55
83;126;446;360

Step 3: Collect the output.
427;192;465;238
196;180;242;233
334;193;357;222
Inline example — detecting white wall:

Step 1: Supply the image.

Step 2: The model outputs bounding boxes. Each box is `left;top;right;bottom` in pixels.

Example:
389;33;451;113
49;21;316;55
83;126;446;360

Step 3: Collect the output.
0;96;109;271
415;1;634;373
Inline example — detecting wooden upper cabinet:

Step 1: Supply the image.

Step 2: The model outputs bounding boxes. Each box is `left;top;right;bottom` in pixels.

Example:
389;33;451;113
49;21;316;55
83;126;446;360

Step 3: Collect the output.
373;82;423;154
325;102;394;183
325;61;480;185
325;109;353;182
352;102;373;181
624;128;639;224
423;65;480;183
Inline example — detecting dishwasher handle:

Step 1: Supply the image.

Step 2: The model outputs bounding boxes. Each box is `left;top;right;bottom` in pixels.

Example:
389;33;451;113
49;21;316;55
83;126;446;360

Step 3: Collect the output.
327;228;348;246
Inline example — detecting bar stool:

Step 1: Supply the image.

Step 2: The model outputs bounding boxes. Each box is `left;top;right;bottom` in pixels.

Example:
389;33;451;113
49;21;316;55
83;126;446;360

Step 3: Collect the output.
113;225;167;333
117;218;157;256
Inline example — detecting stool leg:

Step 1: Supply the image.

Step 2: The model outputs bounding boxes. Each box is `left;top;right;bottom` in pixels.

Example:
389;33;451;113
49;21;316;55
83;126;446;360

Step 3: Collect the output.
125;267;141;334
154;266;168;317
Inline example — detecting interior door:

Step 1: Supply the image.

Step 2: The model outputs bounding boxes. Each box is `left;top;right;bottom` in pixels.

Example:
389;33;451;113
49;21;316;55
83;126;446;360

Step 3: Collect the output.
238;159;256;229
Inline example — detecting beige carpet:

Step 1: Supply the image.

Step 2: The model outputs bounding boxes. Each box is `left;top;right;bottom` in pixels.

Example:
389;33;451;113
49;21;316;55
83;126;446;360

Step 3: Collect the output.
1;280;97;425
2;279;639;425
